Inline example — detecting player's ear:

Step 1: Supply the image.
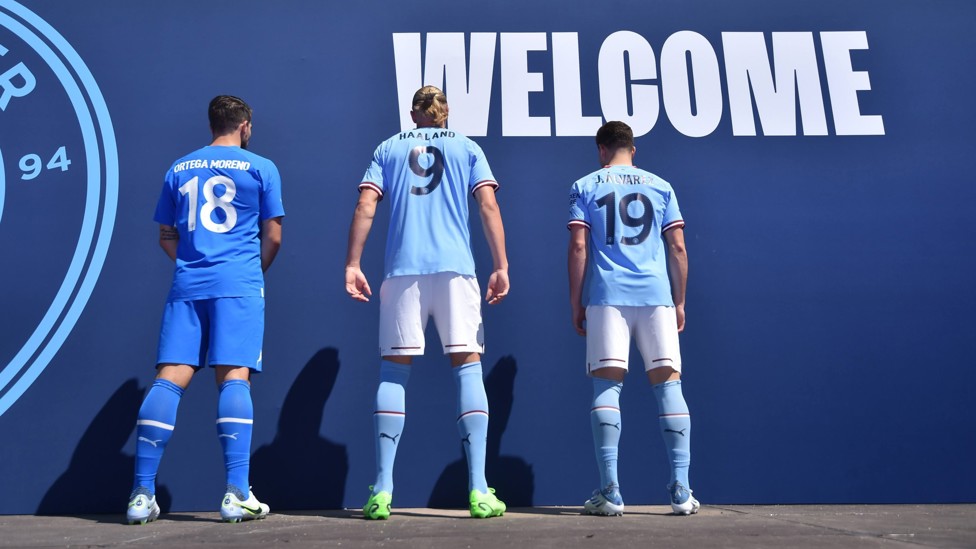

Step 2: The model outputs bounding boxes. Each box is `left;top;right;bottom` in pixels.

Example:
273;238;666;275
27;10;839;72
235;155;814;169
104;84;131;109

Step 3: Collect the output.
410;110;418;124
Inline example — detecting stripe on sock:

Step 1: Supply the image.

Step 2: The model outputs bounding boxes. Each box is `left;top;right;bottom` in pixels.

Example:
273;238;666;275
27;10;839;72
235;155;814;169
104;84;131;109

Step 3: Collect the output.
592;406;620;412
457;410;489;421
216;417;254;425
659;413;690;418
374;410;406;416
137;419;175;430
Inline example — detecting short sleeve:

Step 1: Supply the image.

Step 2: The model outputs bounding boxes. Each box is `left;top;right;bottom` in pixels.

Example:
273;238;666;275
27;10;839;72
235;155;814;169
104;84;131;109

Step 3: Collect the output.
260;161;286;220
662;190;684;233
567;181;590;230
468;140;498;195
153;171;177;226
359;144;385;198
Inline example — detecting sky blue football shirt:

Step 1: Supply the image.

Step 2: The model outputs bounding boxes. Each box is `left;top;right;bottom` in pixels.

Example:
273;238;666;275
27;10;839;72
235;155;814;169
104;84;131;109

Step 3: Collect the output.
568;165;684;307
360;128;497;279
154;145;285;301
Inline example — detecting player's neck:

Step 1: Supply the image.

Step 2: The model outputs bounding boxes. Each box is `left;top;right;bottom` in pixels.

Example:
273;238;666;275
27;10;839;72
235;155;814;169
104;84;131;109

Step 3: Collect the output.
601;147;634;167
604;154;634;167
210;134;242;147
415;122;447;129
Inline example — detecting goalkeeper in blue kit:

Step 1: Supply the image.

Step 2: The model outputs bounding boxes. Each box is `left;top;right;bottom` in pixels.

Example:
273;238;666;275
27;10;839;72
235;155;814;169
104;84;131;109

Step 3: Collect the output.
126;95;284;525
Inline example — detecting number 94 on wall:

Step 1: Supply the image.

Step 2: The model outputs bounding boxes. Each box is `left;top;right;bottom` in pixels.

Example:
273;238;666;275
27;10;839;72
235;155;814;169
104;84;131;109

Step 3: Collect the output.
19;146;70;180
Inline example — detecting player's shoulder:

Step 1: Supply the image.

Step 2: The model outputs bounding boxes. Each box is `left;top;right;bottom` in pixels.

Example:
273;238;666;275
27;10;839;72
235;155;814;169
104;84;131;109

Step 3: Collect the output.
455;131;486;155
572;166;608;190
237;148;278;170
629;167;675;192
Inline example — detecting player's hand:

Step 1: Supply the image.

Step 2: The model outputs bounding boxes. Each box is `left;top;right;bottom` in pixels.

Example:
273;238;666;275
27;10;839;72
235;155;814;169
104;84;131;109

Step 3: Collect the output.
345;266;372;302
572;304;586;336
485;269;509;305
675;304;685;333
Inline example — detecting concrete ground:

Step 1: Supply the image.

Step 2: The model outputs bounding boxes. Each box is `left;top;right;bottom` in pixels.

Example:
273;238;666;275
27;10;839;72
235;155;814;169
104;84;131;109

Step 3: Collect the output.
1;505;974;548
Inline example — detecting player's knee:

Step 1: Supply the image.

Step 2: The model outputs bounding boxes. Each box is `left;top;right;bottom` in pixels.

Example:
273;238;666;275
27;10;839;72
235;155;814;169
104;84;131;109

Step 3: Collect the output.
155;364;195;388
214;365;251;385
648;366;680;385
449;352;480;367
592;366;626;383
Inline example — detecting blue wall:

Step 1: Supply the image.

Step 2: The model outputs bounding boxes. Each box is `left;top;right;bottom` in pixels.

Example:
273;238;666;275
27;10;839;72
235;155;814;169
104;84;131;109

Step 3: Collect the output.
1;0;974;514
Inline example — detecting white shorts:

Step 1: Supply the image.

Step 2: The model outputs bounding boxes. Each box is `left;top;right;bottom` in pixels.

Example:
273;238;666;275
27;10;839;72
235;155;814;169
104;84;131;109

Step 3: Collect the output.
586;305;681;374
379;272;485;356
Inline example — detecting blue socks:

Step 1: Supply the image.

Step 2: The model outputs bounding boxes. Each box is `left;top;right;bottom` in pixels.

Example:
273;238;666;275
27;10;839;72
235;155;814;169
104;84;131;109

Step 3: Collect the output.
373;360;410;494
133;377;257;498
454;362;489;494
133;379;184;494
591;378;623;493
217;379;254;497
653;380;691;488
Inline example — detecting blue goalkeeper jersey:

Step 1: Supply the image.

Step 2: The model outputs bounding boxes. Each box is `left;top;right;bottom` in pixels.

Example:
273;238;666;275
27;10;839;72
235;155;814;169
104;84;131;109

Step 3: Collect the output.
568;165;684;307
154;145;285;302
360;127;498;279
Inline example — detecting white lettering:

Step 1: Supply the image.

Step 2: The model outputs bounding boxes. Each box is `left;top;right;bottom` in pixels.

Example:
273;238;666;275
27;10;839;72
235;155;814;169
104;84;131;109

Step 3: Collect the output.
393;33;423;132
723;32;827;136
422;33;496;136
597;31;658;137
821;31;885;135
390;31;884;137
500;33;550;136
660;31;723;138
208;160;251;170
552;33;602;136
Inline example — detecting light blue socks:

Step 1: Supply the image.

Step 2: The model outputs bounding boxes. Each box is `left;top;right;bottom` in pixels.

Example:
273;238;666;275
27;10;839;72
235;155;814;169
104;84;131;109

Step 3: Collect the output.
454;361;489;493
653;380;691;488
591;378;623;492
372;360;410;494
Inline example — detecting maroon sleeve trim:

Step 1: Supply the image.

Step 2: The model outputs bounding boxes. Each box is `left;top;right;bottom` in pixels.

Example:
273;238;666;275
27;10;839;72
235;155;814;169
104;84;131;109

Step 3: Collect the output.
358;182;384;199
471;180;499;195
662;220;685;233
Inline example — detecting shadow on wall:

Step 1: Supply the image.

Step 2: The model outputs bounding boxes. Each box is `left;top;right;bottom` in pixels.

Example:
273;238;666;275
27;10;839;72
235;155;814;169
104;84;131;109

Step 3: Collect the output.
428;356;534;508
37;379;173;515
251;347;348;510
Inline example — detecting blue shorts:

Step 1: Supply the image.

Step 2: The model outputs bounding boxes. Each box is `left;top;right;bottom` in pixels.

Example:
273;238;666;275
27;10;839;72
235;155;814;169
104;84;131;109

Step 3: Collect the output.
156;297;264;371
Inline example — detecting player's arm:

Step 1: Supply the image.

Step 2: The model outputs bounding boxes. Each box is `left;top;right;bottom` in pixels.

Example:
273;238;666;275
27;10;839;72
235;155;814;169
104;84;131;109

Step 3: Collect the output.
567;225;588;336
260;217;283;272
474;184;509;305
664;226;688;332
345;187;379;302
159;225;178;261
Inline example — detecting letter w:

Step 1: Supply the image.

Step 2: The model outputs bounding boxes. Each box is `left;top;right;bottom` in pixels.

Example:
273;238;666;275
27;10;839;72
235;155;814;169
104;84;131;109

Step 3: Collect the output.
393;33;496;136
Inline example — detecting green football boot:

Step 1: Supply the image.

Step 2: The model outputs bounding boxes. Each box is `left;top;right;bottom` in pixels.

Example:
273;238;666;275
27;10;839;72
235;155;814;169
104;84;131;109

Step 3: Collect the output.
363;487;392;520
469;488;506;518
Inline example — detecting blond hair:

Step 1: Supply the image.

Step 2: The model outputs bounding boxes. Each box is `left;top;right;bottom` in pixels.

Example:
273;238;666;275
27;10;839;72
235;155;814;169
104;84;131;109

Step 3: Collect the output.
411;86;449;126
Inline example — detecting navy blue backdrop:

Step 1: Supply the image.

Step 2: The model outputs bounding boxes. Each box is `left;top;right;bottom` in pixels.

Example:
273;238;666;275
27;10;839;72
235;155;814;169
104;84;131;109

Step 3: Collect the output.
1;0;974;514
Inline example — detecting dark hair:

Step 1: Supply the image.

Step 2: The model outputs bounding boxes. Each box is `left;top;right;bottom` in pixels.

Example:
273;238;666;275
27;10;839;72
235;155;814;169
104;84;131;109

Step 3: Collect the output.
208;95;252;136
595;121;634;150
